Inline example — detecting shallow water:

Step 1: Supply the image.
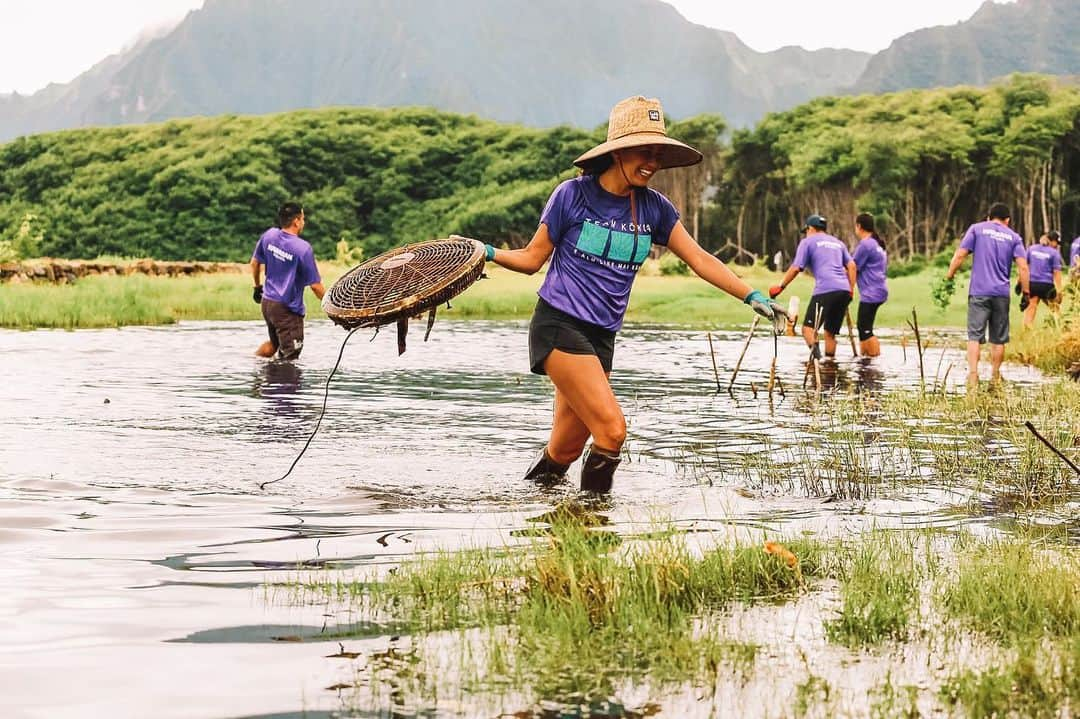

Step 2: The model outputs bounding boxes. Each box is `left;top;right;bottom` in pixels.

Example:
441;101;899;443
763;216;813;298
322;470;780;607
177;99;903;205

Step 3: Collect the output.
0;319;1052;717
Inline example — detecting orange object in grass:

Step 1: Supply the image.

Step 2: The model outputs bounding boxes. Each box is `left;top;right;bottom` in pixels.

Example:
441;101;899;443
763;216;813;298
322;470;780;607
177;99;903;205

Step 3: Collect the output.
764;541;798;568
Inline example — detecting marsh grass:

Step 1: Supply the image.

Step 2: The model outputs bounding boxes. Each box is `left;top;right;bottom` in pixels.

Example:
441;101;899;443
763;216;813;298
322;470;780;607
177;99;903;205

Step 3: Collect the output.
292;514;834;708
1;262;971;329
940;639;1080;719
824;533;922;648
940;537;1080;646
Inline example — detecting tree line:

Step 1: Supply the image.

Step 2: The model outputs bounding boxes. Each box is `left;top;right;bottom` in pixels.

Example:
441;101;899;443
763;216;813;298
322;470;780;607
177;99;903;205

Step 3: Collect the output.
1;74;1078;263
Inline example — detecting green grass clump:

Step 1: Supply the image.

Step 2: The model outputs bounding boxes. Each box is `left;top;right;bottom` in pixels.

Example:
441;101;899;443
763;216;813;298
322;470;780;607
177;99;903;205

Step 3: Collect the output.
940;640;1080;719
295;515;830;707
825;534;920;648
940;537;1080;646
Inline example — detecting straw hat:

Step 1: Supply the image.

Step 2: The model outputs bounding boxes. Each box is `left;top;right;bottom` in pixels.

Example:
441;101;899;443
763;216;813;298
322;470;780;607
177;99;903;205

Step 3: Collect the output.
574;96;703;171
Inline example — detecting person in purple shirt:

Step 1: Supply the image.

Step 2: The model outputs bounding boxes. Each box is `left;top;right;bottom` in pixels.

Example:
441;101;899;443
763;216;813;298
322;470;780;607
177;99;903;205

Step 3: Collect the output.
851;213;889;357
1070;235;1080;276
945;203;1029;385
769;214;857;359
250;202;325;360
1021;231;1063;328
479;96;785;493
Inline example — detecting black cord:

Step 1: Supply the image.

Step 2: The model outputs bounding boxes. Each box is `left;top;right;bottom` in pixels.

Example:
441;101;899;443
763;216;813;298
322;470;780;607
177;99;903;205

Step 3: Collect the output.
259;327;360;491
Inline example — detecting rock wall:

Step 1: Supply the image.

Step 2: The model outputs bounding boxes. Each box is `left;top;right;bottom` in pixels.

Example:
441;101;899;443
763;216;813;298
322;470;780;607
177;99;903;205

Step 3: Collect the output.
0;259;246;284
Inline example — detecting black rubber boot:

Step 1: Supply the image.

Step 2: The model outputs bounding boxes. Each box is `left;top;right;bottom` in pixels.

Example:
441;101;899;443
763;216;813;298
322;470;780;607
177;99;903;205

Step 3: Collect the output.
580;446;621;493
523;448;570;486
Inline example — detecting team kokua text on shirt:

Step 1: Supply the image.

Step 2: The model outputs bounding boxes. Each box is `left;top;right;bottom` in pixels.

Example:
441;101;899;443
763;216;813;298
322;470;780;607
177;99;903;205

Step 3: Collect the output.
252;228;321;316
1026;245;1062;284
959;221;1024;297
538;175;679;331
852;237;888;304
792;234;853;296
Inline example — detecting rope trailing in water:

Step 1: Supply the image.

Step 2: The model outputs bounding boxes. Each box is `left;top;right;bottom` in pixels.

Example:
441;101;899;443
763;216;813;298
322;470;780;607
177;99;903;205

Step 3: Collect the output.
258;327;360;491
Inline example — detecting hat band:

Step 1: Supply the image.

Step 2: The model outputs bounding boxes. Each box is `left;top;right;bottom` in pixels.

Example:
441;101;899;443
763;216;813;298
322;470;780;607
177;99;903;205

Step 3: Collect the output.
606;129;668;142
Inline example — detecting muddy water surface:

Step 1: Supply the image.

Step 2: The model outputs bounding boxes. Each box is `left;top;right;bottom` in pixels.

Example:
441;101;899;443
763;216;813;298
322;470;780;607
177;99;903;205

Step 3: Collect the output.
0;319;1045;717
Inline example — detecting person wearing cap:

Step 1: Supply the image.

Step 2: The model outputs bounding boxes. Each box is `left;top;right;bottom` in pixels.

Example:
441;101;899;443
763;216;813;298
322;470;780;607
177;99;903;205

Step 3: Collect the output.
480;96;786;493
944;203;1029;385
769;214;857;359
1021;231;1063;327
851;213;888;357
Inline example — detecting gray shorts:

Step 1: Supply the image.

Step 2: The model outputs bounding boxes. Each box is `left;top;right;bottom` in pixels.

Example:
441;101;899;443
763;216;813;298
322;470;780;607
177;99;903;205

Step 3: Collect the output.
967;295;1010;345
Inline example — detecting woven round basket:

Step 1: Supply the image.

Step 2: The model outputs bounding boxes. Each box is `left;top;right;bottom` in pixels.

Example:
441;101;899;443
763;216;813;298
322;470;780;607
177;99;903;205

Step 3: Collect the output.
322;236;486;352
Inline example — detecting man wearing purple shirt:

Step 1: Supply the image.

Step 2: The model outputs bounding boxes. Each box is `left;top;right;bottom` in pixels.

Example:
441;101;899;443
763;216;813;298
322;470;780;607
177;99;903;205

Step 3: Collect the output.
250;202;325;360
945;203;1029;385
770;214;857;359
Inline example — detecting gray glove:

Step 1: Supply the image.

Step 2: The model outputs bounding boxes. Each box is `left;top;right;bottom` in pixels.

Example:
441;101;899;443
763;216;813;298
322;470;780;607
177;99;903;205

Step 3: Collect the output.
744;290;789;335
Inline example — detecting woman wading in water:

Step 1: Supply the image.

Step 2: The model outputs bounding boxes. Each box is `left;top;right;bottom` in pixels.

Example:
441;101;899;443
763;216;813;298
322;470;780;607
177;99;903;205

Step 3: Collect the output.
483;96;785;492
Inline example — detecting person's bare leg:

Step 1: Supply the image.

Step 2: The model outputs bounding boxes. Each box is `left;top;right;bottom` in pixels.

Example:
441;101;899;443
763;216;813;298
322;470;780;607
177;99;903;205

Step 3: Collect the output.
256;340;276;357
966;340;981;386
823;331;838;358
544;350;626;491
989;343;1005;382
543;351;625;452
801;324;817;349
860;336;881;357
1023;297;1039;328
546;386;593;466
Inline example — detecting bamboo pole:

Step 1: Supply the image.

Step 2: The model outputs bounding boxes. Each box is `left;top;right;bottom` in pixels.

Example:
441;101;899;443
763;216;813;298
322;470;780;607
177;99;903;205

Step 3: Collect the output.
905;307;925;392
706;332;722;392
845;308;859;357
728;316;760;392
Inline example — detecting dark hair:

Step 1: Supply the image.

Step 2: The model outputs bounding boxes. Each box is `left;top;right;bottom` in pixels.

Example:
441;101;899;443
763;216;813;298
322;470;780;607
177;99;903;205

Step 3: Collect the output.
988;203;1011;221
277;202;304;228
578;153;614;176
856;212;886;251
1046;230;1061;243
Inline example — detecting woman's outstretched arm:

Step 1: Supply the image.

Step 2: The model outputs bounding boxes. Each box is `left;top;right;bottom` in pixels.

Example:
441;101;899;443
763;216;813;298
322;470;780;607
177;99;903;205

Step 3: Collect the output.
666;221;754;300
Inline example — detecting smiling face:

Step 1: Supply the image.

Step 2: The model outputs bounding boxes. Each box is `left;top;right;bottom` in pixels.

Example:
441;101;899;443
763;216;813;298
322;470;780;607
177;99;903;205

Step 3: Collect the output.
612;145;663;187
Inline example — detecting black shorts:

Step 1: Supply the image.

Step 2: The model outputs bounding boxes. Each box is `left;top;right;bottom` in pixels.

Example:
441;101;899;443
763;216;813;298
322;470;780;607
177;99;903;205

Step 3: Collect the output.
528;298;616;375
1030;282;1057;301
262;299;305;360
856;302;883;341
803;291;851;335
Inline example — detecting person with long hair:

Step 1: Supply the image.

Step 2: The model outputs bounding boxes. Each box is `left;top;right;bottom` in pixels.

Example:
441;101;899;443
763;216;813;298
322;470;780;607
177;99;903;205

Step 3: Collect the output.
852;213;888;357
1021;231;1063;327
481;96;785;493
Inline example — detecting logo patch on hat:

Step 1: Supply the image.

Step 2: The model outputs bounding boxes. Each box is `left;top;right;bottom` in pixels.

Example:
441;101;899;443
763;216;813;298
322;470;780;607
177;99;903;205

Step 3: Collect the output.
648;110;660;121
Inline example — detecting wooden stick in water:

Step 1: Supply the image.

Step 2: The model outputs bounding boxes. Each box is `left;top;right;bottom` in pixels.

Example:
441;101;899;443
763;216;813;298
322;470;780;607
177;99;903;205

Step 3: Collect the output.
1025;421;1080;475
905;307;925;391
707;332;722;392
729;316;760;392
845;308;859;357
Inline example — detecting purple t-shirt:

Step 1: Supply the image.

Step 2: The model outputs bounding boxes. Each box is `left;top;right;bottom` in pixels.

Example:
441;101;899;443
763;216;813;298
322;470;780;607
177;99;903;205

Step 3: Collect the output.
792;233;853;295
252;228;321;316
538;175;679;331
1026;244;1062;284
1071;237;1080;270
852;236;888;304
959;221;1024;297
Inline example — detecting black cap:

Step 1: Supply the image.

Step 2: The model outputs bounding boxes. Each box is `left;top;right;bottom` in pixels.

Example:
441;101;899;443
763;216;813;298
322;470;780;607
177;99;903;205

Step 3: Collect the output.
804;214;827;231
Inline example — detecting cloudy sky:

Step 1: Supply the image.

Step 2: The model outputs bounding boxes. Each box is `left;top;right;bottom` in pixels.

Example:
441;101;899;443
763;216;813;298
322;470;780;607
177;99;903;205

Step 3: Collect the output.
0;0;1006;95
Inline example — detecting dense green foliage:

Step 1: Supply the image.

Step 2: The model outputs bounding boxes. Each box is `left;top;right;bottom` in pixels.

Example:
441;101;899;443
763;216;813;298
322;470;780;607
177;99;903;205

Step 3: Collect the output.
0;108;601;261
724;75;1080;260
6;75;1080;265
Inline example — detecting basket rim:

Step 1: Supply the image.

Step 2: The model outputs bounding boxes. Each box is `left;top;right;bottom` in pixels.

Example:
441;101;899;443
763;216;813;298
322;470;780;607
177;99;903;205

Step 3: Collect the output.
321;236;485;325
